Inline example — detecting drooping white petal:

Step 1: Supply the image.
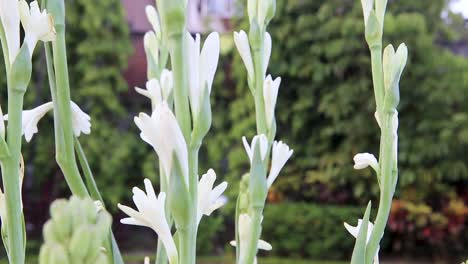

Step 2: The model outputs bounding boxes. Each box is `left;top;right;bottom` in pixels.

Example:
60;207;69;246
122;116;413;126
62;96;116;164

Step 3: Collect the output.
0;0;20;63
136;79;163;109
118;180;178;264
19;0;55;56
230;239;272;251
134;103;188;185
263;32;272;77
70;101;91;137
4;102;53;142
267;140;293;188
353;153;379;173
145;5;161;39
344;219;380;264
242;134;268;163
263;75;281;129
197;169;228;225
234;31;254;81
360;0;374;26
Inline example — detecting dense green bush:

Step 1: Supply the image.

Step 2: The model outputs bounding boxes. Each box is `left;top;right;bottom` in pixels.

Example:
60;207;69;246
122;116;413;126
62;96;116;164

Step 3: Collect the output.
262;203;364;260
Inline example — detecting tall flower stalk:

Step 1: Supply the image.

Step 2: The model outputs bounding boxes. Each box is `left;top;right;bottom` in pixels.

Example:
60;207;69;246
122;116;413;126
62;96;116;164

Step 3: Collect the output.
118;1;226;264
345;0;408;263
233;0;293;263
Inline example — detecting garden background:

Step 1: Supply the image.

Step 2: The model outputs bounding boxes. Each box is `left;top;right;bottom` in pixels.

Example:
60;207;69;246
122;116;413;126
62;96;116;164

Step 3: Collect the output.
1;0;468;263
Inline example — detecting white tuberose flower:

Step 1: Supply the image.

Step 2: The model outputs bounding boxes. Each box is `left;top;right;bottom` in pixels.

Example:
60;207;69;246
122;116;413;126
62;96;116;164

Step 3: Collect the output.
186;32;220;119
267;141;293;188
134;102;188;184
234;30;254;82
4;101;92;142
353;153;379;173
231;213;272;264
135;70;173;110
118;179;178;264
263;74;281;129
0;0;20;63
242;134;268;163
197;169;228;225
344;219;380;264
18;0;55;56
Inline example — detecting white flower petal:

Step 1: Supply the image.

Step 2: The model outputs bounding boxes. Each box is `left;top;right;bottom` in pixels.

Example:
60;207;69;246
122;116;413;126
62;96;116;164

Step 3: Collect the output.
70;102;91;137
144;31;159;65
353;153;379;173
242;134;269;163
263;32;272;77
160;69;174;101
344;219;380;263
4;102;54;142
267;140;293;188
19;0;55;56
360;0;374;26
197;169;228;225
0;0;20;63
134;103;188;185
263;75;281;128
234;31;254;81
200;32;220;94
258;239;272;251
145;5;161;39
119;183;178;264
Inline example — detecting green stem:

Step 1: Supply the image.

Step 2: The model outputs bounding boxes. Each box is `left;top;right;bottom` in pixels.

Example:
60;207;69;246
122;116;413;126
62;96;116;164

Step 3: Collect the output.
251;35;267;136
74;138;102;201
3;91;26;264
51;25;88;197
242;207;263;264
365;111;396;263
155;163;169;264
178;227;196;264
168;34;191;142
370;44;384;119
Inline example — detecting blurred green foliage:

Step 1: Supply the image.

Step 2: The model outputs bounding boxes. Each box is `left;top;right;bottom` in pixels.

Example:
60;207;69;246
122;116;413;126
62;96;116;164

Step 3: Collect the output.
262;203;364;260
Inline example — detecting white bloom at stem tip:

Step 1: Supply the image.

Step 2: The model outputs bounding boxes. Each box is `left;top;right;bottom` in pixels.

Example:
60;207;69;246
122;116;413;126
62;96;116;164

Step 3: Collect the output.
186;32;220;119
242;134;268;163
267;140;293;188
135;70;173;110
353;153;379;173
344;219;380;264
234;30;254;82
197;169;228;225
0;0;20;64
4;101;91;142
145;5;161;39
118;179;178;264
134;102;188;185
231;213;272;264
19;0;56;56
263;74;281;129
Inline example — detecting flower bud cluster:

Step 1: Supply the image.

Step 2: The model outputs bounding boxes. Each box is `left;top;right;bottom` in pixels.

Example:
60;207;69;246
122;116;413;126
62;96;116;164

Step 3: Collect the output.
39;197;112;264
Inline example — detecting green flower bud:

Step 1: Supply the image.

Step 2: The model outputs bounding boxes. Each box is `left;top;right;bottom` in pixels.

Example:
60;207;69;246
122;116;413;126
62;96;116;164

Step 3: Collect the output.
46;0;65;26
249;141;268;208
258;0;276;27
69;226;91;261
364;11;382;48
383;43;407;110
40;196;112;264
49;244;70;264
9;44;31;93
158;0;187;39
238;174;251;214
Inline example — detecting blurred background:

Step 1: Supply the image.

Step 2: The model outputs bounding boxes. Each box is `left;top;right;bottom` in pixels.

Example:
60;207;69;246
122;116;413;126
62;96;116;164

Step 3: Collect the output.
1;0;468;263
